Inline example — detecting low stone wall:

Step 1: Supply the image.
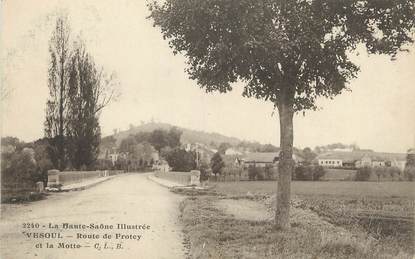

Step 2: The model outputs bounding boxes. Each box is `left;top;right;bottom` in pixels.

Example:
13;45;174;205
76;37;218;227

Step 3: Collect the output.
47;170;124;187
154;170;200;186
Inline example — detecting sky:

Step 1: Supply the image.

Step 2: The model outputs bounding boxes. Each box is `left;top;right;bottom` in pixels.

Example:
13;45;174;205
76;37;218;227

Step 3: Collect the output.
1;0;414;153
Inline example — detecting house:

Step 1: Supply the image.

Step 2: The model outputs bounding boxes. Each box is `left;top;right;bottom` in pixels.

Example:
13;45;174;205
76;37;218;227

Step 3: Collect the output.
317;151;407;170
240;151;303;168
153;160;170;172
225;148;243;156
109;152;128;165
241;152;278;168
184;142;215;163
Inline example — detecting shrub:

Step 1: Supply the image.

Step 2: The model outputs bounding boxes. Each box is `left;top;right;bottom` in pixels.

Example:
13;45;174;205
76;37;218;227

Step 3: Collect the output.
355;167;372;181
294;165;308;180
164;148;197;172
256;167;265;180
211;152;225;178
264;164;274;180
403;166;415;181
1;150;38;202
248;165;258;180
2;150;37;183
293;165;326;181
199;161;210;181
246;166;269;181
313;165;326;180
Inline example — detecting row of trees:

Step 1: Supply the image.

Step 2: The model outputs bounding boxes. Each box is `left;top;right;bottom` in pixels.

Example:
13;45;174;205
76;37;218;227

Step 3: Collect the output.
119;128;182;154
115;127;199;172
44;16;118;171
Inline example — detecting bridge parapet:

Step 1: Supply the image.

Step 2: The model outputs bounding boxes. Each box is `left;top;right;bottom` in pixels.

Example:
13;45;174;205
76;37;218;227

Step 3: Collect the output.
47;170;124;187
155;170;200;186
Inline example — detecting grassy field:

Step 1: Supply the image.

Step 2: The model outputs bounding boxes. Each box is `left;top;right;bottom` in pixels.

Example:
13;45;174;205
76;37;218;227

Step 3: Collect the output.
176;181;415;258
212;181;415;198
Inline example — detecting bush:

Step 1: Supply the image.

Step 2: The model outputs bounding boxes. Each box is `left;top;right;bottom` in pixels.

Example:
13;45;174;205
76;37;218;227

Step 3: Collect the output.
293;165;326;181
199;161;211;181
248;165;258;180
372;166;401;181
355;167;372;181
247;166;268;181
2;150;37;184
210;152;225;178
264;164;275;180
313;165;326;180
403;166;415;181
164;148;197;172
256;168;265;180
1;150;39;202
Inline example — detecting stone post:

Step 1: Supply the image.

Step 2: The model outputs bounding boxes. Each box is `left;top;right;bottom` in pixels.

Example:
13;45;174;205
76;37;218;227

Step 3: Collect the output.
47;169;60;186
36;181;44;193
189;170;201;186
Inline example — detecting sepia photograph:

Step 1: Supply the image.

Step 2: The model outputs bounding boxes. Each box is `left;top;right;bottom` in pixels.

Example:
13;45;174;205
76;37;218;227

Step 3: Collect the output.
1;0;414;258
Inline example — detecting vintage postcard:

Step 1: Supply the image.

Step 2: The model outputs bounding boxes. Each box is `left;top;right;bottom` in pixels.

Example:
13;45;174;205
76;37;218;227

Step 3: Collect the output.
1;1;414;258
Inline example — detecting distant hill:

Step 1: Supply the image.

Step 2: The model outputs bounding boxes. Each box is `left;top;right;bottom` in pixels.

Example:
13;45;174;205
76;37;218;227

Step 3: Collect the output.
110;122;242;147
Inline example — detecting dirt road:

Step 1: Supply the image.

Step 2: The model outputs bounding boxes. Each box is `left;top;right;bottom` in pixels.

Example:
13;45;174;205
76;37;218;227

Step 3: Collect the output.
0;173;186;259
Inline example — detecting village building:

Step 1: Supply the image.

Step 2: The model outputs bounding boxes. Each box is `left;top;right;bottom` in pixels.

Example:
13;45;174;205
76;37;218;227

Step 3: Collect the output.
317;151;407;170
224;148;243;156
238;151;304;168
152;160;170;172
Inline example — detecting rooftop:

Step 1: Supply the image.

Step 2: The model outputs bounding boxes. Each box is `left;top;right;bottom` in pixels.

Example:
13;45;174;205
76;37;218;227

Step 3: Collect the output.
316;151;406;162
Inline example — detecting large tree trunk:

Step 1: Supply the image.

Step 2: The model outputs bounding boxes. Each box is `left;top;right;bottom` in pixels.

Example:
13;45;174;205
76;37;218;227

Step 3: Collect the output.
275;100;294;230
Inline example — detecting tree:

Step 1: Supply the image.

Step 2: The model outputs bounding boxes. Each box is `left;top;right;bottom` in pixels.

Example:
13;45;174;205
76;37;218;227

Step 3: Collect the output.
44;16;71;170
211;152;225;179
1;148;37;187
150;129;170;153
135;131;152;143
293;164;325;180
119;135;138;154
149;0;415;229
132;142;156;168
65;40;118;169
32;138;54;185
167;127;182;148
164;148;196;171
218;142;231;154
404;149;415;181
1;136;21;148
199;160;211;181
260;144;280;152
302;147;317;165
101;135;117;150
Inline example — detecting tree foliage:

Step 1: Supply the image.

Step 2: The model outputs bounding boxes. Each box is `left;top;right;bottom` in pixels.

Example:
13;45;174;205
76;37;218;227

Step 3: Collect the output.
44;16;71;170
45;17;118;170
302;147;317;165
149;128;182;152
211;152;225;177
149;0;414;110
163;148;196;171
404;149;415;181
149;0;415;229
355;166;372;181
218;142;232;154
293;164;325;180
1;148;37;187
